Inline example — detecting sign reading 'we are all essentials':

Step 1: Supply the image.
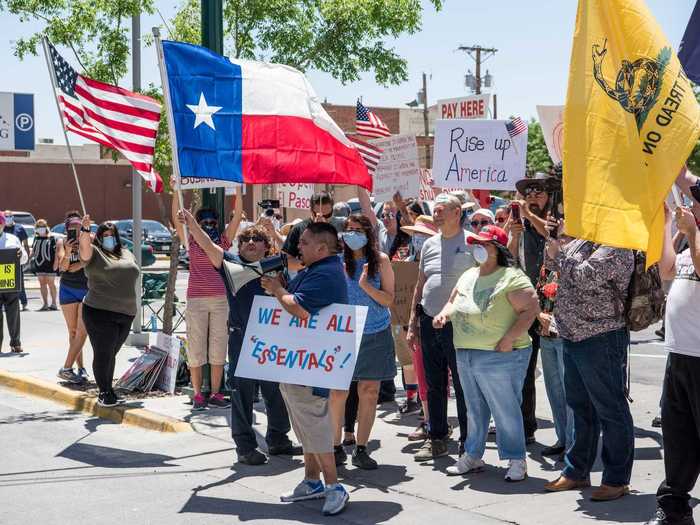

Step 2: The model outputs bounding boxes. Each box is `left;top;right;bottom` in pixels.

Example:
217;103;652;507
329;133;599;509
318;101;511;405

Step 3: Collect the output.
236;296;368;390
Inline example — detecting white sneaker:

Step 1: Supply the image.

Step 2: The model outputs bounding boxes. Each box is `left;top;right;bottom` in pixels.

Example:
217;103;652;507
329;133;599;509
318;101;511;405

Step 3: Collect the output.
505;459;527;482
280;479;325;502
446;454;485;476
322;483;349;516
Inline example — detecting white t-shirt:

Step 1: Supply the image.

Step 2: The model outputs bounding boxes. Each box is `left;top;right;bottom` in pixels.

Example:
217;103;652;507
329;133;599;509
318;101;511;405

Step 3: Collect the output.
665;249;700;358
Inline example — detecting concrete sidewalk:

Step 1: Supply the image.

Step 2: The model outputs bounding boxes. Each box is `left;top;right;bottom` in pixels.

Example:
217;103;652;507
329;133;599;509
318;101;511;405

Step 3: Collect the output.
2;278;698;524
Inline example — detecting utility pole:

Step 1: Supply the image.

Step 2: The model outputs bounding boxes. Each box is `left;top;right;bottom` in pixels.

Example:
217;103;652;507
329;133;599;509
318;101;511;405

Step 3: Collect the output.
422;72;431;167
131;13;143;335
201;0;225;229
458;44;497;95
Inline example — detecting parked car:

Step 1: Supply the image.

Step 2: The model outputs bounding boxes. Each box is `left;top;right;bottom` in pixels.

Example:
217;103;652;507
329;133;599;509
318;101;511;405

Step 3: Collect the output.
111;219;173;254
7;211;36;226
51;222;155;267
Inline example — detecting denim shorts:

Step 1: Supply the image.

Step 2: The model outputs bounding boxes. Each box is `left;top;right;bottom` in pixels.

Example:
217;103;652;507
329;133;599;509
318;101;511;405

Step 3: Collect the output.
59;284;87;305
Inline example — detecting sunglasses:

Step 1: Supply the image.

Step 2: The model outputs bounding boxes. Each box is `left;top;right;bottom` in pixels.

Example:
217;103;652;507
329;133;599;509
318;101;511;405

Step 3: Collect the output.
495;217;506;224
240;234;266;243
524;187;546;197
201;220;218;227
470;219;491;228
381;212;395;220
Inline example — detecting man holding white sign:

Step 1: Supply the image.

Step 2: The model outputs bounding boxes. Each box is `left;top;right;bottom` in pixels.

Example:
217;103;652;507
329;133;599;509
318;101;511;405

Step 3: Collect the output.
261;221;351;516
432;119;528;191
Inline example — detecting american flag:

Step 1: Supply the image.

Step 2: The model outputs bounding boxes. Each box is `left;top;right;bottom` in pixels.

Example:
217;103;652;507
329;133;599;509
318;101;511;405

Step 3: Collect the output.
505;116;528;139
355;100;391;138
48;42;163;192
347;135;383;175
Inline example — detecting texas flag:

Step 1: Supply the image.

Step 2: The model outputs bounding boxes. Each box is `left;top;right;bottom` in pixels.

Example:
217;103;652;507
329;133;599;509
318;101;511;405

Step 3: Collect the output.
162;41;372;191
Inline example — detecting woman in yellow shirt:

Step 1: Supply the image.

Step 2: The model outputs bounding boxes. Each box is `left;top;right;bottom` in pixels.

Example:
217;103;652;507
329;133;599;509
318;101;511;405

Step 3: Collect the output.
433;225;539;482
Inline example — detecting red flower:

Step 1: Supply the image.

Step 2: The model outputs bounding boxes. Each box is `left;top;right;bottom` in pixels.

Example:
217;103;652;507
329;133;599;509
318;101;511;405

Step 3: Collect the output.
542;282;558;299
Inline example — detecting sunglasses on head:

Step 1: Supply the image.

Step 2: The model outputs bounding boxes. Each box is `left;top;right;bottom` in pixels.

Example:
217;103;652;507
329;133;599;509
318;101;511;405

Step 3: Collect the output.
470;219;491;228
240;234;266;243
524;186;546;197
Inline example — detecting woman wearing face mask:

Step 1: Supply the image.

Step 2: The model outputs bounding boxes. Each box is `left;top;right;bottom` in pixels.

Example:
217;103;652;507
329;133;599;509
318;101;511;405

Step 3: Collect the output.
433;225;540;482
78;216;140;407
172;195;241;411
328;214;395;470
56;211;89;384
31;219;58;311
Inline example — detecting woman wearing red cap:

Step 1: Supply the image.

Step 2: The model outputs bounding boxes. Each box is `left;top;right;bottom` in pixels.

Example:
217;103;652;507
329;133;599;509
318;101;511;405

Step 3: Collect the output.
432;225;540;482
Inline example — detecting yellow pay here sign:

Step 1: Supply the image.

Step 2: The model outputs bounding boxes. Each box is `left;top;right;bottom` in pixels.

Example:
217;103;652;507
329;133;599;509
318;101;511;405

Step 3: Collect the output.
0;249;20;293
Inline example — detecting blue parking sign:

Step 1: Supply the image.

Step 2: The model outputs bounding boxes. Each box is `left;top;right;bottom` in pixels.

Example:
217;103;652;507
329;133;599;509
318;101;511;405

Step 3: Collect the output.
0;92;34;151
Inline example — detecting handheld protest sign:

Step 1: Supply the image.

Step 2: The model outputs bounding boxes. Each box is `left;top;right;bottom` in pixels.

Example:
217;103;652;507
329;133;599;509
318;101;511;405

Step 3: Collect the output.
390;261;419;326
0;249;21;293
369;134;421;201
432;119;528;191
236;296;368;390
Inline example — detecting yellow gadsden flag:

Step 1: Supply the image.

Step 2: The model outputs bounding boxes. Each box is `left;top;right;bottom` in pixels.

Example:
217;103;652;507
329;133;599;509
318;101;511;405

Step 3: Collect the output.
564;0;700;265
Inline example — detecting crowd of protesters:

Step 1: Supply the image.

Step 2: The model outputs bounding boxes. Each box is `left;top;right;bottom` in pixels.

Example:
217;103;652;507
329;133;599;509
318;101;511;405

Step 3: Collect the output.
2;165;700;521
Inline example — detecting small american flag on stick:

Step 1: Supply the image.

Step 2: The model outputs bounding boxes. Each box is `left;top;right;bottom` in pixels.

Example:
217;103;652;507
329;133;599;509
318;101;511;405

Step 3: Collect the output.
348;135;383;175
505;116;528;139
47;41;163;192
355;100;391;138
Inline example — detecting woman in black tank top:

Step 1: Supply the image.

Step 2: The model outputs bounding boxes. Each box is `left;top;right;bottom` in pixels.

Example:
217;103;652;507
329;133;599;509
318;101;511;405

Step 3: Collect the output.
55;212;90;385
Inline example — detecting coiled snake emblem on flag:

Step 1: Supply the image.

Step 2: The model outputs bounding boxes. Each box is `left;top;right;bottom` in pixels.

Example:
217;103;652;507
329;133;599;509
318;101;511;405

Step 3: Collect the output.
592;39;670;130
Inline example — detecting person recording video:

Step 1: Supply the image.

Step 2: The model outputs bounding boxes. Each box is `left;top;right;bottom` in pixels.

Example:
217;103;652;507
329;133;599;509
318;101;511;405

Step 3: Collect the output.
177;206;302;466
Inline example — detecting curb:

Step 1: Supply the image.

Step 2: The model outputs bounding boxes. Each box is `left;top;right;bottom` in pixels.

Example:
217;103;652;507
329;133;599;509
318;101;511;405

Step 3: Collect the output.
0;369;193;433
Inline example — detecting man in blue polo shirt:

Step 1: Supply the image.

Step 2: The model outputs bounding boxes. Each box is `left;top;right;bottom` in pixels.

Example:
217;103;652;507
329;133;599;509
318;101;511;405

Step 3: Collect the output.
261;221;349;516
178;209;302;467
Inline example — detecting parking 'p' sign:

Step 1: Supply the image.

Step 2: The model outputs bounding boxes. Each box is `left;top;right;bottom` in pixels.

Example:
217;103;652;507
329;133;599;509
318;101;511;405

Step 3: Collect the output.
0;92;34;151
0;249;21;293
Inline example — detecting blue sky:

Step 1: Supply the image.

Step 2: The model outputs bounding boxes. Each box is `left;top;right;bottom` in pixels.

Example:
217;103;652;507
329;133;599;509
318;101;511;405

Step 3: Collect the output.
0;0;694;145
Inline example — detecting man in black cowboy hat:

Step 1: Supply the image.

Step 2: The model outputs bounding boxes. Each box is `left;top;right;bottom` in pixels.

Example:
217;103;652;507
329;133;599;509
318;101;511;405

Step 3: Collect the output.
509;171;560;448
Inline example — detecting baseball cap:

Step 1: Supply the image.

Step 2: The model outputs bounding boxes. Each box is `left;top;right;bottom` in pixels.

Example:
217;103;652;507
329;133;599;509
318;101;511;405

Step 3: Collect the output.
470;208;496;222
467;225;508;247
434;193;462;208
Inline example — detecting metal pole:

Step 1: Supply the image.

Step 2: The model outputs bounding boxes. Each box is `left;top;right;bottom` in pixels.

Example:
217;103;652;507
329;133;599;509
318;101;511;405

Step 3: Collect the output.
131;14;144;334
422;72;431;168
201;0;225;230
41;37;87;215
153;28;189;247
493;93;498;119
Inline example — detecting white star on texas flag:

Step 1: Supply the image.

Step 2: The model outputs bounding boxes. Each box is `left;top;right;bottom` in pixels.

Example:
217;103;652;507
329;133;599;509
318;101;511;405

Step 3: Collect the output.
186;93;222;130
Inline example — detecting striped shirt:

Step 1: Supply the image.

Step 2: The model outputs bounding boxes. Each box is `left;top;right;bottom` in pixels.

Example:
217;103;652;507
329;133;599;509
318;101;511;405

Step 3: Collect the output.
187;235;232;298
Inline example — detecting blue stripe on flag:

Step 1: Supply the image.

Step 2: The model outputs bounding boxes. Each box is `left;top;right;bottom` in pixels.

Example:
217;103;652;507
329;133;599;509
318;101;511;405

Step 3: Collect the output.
163;41;243;183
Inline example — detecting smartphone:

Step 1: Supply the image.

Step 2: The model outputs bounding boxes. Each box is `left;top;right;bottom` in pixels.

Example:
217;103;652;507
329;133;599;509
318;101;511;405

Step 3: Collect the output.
510;202;521;222
67;229;78;243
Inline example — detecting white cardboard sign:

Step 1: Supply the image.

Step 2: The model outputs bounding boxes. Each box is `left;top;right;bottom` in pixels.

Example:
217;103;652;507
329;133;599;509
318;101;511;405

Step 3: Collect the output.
152;332;181;394
436;94;490;120
175;176;240;191
370;134;421;201
276;183;314;209
432;119;528;191
236;296;368;390
536;105;564;164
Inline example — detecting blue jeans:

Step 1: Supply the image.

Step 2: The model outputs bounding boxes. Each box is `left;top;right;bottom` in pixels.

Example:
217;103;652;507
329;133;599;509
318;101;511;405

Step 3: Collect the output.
456;347;532;460
540;336;574;448
562;327;634;486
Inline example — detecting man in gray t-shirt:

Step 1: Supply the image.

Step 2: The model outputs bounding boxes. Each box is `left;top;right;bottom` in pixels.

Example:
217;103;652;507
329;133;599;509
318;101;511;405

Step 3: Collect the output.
407;194;475;460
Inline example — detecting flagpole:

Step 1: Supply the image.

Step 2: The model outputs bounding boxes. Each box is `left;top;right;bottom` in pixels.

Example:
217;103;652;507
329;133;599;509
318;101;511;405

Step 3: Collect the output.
41;36;87;216
152;27;189;249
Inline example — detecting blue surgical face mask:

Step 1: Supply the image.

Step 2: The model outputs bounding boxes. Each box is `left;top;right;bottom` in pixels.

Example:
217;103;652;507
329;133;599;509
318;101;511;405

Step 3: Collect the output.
342;231;368;251
412;235;427;253
102;236;117;252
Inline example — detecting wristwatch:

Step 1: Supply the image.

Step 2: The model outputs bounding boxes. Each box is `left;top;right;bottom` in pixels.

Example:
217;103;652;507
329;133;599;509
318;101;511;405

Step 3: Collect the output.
80;227;91;233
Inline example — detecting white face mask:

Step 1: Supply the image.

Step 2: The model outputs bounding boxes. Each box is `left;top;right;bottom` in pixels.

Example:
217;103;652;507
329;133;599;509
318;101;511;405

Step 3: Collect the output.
412;235;427;253
473;244;489;264
37;227;48;236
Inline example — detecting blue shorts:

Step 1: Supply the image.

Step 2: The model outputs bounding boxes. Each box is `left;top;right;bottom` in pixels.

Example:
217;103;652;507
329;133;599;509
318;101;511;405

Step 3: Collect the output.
59;285;87;305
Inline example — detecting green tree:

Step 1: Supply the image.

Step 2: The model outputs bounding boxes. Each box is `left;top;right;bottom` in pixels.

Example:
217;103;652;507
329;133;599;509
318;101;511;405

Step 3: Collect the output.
526;119;553;175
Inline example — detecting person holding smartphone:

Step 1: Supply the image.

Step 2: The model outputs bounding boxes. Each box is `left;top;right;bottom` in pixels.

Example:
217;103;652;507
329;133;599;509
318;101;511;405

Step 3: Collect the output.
56;211;89;384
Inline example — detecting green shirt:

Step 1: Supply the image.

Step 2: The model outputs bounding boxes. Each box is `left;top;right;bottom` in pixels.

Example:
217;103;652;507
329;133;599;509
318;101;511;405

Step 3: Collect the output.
451;266;533;351
84;246;140;316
